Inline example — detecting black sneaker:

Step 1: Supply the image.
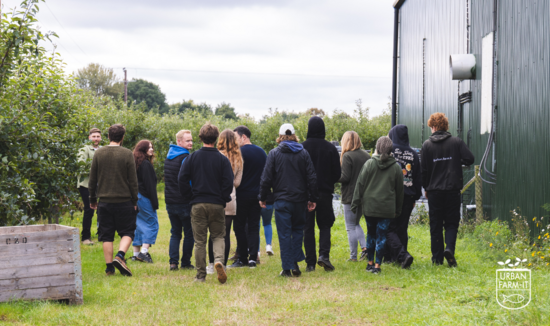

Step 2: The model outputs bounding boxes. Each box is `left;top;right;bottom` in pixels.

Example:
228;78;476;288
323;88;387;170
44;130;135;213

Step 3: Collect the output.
292;263;301;277
170;264;179;271
248;261;257;268
444;249;457;267
130;256;137;262
228;260;245;269
279;270;292;277
401;254;414;269
181;264;195;270
113;256;132;277
306;265;315;272
372;267;381;274
366;263;375;272
317;256;335;272
359;250;368;261
136;252;153;263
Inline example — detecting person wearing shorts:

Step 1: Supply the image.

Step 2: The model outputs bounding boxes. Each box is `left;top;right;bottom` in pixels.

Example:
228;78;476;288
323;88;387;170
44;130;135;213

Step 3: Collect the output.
89;124;139;277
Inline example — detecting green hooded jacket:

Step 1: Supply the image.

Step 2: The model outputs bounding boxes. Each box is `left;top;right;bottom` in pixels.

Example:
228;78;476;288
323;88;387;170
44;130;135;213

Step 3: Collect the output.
351;154;404;219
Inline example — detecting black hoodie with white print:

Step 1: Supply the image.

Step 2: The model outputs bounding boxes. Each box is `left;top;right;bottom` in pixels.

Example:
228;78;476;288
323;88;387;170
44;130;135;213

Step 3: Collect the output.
388;125;422;200
421;130;475;192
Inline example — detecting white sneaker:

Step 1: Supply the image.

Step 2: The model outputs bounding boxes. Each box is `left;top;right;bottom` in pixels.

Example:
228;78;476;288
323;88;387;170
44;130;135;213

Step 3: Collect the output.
206;263;214;274
266;245;274;256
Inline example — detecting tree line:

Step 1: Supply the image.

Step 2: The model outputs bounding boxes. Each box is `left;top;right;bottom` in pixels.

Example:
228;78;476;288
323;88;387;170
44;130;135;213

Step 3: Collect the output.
0;1;390;227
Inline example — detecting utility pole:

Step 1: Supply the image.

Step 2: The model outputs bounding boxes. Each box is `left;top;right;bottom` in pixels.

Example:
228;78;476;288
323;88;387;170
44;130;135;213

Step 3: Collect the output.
123;67;128;104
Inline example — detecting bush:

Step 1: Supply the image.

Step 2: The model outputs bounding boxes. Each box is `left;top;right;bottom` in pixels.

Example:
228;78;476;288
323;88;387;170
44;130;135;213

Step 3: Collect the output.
0;2;100;225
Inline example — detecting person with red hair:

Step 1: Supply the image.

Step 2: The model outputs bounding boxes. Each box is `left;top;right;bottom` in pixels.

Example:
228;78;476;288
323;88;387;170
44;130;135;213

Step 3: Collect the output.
422;112;474;267
132;140;159;263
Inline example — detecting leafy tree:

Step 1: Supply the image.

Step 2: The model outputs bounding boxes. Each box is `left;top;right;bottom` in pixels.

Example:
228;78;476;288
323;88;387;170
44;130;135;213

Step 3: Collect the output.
75;63;123;98
170;99;213;116
215;102;238;120
127;78;169;114
0;1;101;225
0;0;56;86
305;108;326;117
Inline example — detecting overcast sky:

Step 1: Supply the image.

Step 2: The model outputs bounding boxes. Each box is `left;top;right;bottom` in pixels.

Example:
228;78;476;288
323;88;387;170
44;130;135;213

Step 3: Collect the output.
3;0;396;119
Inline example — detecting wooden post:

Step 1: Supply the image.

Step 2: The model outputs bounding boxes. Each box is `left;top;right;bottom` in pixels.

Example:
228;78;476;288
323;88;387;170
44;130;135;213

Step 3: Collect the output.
475;165;483;223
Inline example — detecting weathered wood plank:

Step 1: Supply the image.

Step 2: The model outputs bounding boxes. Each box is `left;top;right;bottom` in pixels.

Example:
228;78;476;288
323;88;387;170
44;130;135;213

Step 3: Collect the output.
70;227;83;305
0;262;74;280
0;240;74;255
0;285;76;302
0;229;73;246
0;225;57;235
0;253;74;269
0;274;75;291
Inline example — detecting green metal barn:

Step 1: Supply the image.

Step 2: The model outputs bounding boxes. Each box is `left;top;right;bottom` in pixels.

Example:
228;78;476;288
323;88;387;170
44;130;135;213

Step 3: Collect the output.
390;0;550;227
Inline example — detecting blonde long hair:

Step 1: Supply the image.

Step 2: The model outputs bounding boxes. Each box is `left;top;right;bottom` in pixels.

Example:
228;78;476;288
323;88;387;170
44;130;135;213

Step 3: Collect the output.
217;129;243;174
340;131;362;164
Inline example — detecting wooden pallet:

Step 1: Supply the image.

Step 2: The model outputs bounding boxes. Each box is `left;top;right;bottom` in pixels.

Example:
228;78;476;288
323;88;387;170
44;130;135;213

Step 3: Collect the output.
0;224;83;305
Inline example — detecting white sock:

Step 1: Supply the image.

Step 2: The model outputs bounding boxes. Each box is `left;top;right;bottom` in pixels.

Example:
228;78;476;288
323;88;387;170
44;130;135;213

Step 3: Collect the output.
140;247;148;254
133;252;139;257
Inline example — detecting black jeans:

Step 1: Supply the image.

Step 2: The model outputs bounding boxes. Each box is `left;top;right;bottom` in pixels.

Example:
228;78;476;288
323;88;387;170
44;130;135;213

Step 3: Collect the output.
78;186;96;241
427;190;461;264
234;198;261;263
304;192;335;266
386;195;416;263
166;203;195;267
209;215;233;266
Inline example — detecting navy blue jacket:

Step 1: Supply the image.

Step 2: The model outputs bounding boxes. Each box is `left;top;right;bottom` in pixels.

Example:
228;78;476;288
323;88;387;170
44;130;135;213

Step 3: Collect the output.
259;141;318;203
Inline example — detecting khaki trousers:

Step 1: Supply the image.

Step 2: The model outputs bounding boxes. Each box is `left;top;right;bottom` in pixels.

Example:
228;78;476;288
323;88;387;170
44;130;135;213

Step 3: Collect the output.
191;203;226;279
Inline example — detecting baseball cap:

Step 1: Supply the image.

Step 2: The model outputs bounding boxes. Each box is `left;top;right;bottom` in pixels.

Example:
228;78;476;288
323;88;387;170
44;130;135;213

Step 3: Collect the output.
279;123;295;136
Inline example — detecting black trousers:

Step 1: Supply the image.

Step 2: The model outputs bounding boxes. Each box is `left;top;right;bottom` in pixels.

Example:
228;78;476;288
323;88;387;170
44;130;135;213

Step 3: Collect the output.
304;192;335;266
428;190;461;264
386;195;416;263
234;198;261;263
209;215;233;266
78;186;96;241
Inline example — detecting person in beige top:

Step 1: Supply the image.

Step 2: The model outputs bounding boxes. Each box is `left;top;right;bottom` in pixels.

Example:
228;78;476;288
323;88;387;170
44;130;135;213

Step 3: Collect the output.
207;129;243;273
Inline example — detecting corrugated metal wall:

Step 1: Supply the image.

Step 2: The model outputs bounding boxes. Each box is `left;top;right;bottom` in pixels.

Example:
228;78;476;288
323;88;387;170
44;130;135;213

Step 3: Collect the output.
494;0;550;224
397;0;550;225
397;0;467;148
469;0;495;217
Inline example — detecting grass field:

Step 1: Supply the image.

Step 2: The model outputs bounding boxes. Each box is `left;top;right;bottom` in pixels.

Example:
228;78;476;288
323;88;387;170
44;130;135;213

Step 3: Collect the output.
0;195;548;325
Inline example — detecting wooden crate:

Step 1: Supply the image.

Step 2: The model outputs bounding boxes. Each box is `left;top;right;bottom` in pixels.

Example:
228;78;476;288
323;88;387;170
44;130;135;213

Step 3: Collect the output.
0;224;83;305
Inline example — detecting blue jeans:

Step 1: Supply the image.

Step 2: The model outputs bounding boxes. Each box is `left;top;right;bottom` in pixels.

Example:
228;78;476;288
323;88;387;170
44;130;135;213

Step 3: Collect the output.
365;217;391;265
274;200;306;271
261;205;274;246
133;193;159;246
166;203;194;267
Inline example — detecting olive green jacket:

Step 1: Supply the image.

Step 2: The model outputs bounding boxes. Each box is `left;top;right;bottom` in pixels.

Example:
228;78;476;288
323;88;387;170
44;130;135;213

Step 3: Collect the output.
351;154;404;219
77;144;100;188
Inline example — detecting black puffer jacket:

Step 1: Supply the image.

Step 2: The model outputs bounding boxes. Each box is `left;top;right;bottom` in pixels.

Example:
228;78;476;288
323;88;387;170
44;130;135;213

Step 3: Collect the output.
388;124;422;200
421;131;475;192
301;116;341;194
164;145;190;205
259;141;318;203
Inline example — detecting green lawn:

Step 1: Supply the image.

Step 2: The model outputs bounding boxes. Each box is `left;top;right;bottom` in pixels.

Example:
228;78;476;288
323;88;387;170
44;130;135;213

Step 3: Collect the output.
0;196;548;325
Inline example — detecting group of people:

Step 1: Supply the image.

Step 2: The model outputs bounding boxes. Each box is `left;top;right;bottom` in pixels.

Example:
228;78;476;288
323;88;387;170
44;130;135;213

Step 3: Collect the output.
78;111;474;283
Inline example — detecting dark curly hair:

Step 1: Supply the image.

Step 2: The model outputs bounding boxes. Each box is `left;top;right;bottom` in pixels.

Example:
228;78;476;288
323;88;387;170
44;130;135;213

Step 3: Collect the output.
133;140;155;171
427;112;449;131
